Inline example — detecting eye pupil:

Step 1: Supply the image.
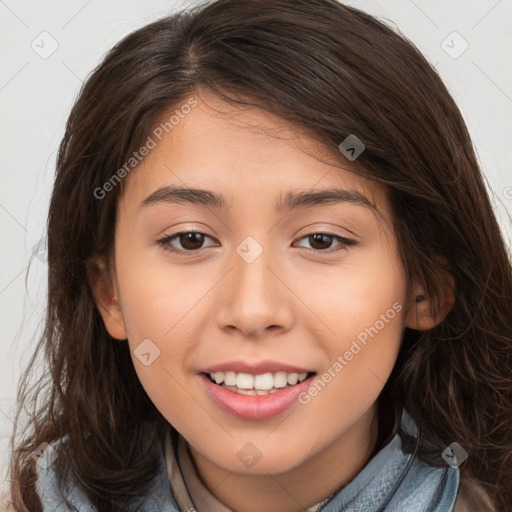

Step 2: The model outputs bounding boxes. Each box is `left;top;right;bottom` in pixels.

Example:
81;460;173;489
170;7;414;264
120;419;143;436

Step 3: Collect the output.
309;233;331;250
181;232;204;250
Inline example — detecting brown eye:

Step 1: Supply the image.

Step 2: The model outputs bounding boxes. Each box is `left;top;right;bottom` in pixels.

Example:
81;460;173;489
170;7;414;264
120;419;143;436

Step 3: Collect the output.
307;234;334;250
156;231;217;255
178;232;206;250
294;232;357;255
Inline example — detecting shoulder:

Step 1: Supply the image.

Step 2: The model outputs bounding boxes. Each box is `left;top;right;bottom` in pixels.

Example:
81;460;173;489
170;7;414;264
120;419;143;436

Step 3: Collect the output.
36;436;180;511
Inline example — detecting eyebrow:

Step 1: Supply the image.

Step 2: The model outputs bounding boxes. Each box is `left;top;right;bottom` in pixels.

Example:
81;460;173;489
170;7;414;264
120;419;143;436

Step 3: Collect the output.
139;185;377;213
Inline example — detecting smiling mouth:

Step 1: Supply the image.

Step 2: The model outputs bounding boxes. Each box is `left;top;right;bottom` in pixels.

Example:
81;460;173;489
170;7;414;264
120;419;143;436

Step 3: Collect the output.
203;371;316;396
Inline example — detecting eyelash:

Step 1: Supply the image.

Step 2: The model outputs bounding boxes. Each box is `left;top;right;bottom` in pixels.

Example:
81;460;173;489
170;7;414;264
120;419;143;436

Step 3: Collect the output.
156;231;357;257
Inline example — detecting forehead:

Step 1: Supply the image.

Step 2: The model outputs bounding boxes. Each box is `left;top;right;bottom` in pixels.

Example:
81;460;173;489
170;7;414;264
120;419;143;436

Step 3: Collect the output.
119;91;388;219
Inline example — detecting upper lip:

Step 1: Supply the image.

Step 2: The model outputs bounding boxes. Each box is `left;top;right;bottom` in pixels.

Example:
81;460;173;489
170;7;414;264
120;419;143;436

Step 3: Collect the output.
201;360;314;375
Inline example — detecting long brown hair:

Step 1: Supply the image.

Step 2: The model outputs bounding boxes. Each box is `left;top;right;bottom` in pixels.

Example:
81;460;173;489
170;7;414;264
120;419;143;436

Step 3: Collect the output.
9;0;512;510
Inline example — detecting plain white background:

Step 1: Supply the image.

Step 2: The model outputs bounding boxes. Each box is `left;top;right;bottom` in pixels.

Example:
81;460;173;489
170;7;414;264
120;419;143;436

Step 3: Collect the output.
1;0;511;493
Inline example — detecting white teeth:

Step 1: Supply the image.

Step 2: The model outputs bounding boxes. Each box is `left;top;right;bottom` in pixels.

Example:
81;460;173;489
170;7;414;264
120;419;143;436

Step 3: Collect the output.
254;373;274;390
273;371;288;388
207;370;311;390
224;371;237;386
236;373;254;389
236;388;257;395
287;373;298;385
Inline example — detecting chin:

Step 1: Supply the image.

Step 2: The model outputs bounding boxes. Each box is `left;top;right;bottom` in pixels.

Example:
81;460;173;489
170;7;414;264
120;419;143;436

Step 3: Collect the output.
209;442;311;475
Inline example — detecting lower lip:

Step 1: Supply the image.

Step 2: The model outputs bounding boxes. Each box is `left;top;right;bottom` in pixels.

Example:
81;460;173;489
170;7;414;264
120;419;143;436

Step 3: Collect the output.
199;373;315;421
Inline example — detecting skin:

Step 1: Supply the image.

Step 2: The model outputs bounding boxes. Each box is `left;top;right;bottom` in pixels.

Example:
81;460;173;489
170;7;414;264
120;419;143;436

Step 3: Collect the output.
91;90;453;512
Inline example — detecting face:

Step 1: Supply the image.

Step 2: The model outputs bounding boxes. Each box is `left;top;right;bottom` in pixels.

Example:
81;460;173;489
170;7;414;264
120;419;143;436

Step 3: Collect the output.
95;91;413;477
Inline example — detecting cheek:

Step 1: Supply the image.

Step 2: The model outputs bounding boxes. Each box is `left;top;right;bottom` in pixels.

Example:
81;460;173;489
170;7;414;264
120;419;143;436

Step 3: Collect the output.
116;245;211;343
115;260;223;416
296;295;405;446
294;248;407;397
296;251;407;346
131;359;202;439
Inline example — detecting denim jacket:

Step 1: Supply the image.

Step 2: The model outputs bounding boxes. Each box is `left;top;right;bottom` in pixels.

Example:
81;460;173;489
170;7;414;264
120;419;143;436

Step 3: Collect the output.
36;409;460;511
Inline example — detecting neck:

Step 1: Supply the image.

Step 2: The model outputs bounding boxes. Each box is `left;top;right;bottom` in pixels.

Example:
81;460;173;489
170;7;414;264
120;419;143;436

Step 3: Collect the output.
187;405;379;512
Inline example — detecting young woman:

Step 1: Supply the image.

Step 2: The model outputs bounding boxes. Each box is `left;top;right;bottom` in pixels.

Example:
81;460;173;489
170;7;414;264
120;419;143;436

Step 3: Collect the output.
8;0;512;510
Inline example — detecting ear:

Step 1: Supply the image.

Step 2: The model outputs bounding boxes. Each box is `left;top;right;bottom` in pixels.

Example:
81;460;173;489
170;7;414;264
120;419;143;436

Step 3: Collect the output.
405;276;455;330
88;256;128;340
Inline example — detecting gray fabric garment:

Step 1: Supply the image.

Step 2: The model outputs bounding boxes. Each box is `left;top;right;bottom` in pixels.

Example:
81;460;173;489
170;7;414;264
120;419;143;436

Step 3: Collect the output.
36;408;460;511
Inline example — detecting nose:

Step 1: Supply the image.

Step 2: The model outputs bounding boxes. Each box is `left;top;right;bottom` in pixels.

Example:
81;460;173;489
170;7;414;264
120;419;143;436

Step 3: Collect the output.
215;241;294;339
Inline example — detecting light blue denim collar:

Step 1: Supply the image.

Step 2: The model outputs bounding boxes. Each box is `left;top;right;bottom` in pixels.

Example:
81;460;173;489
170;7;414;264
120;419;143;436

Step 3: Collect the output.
318;408;459;511
37;408;459;511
